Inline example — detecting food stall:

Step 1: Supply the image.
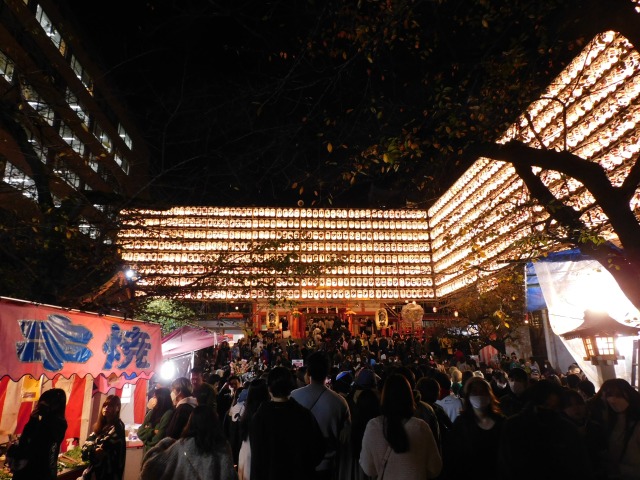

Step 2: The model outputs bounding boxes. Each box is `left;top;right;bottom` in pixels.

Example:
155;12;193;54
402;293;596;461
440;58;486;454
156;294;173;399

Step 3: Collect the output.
0;297;162;479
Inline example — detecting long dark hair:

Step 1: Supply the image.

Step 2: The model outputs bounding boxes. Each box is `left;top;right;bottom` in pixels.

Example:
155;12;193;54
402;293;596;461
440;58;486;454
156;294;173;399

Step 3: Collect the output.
150;387;174;426
182;406;227;454
239;378;269;441
93;395;121;434
381;374;414;453
600;378;640;422
350;388;380;457
34;388;66;419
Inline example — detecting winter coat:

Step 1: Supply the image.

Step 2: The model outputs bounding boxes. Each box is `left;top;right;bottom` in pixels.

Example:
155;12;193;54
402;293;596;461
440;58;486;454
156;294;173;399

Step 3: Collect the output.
137;408;174;452
165;397;197;439
10;413;67;480
81;420;126;480
139;436;237;480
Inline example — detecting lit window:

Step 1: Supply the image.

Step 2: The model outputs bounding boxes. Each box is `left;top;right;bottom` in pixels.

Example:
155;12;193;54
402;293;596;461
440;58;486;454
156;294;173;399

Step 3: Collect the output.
2;161;37;199
0;50;14;82
118;123;133;150
58;121;84;154
65;88;88;125
35;5;66;56
114;150;130;174
69;55;93;95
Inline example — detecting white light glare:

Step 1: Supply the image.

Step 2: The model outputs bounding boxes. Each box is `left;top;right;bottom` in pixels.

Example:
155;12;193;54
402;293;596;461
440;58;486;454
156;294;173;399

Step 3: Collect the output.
160;361;176;381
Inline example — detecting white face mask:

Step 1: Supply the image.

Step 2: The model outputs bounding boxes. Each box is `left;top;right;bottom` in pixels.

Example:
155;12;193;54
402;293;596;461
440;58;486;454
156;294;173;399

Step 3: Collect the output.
469;395;491;410
509;381;525;396
170;390;178;405
147;397;157;410
496;382;507;389
607;396;629;413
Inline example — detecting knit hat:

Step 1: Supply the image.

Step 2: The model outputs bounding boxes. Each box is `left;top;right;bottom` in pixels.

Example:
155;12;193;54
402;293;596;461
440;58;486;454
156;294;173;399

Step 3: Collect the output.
334;371;353;394
354;369;377;389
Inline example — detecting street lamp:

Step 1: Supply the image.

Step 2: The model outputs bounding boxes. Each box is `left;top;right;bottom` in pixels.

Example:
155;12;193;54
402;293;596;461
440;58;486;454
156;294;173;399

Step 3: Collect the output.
561;310;640;383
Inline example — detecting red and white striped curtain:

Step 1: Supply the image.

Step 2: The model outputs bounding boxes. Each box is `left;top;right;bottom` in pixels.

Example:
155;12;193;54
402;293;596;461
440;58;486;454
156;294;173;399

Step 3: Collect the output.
0;374;148;452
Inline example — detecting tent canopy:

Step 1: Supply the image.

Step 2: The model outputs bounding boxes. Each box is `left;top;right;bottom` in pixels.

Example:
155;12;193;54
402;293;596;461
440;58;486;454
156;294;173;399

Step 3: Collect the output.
162;326;220;360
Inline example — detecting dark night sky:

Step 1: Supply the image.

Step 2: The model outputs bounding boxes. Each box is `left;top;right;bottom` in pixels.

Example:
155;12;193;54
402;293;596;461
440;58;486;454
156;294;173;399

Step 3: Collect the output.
61;1;581;210
63;1;361;208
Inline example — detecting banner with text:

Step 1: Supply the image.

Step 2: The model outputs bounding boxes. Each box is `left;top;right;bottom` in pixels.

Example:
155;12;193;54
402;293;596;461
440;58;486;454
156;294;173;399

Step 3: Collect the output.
0;298;162;383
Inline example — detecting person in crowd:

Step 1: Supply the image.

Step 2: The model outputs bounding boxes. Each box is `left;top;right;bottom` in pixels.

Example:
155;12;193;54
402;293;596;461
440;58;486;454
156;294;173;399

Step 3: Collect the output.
360;374;442;480
499;366;529;417
443;377;505;478
81;395;126;480
560;388;607;479
217;375;241;420
508;352;520;370
138;387;174;453
165;377;198;439
333;371;354;397
567;362;584;379
499;380;594;480
291;351;351;479
599;378;640;479
225;385;246;464
339;369;381;480
395;366;441;450
237;378;270;480
540;358;556;377
434;371;463;423
140;405;237;480
566;373;582;391
191;367;217;410
250;366;325;479
8;388;67;480
416;376;453;435
490;369;509;398
578;379;597;401
449;368;463;396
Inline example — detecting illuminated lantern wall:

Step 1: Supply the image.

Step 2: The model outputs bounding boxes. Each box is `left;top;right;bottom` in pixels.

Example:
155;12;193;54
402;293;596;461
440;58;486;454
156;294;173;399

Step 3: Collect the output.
118;208;434;301
119;32;640;305
428;31;640;297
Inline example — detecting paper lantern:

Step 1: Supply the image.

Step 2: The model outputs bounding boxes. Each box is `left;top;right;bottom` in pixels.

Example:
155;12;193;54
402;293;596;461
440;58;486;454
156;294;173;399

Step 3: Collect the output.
266;310;279;330
401;302;424;327
375;308;389;329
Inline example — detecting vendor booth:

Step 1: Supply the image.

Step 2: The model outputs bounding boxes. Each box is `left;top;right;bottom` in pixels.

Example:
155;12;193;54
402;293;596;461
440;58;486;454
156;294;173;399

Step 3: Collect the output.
0;297;162;479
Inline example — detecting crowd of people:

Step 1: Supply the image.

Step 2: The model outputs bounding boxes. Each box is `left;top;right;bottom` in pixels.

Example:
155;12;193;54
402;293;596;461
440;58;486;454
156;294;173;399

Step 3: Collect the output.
5;327;640;480
136;327;640;480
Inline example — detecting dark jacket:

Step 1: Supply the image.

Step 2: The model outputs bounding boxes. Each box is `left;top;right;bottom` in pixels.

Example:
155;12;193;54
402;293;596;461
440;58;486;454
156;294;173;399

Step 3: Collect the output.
499;405;595;480
12;413;67;480
81;420;126;480
250;399;325;480
165;397;197;439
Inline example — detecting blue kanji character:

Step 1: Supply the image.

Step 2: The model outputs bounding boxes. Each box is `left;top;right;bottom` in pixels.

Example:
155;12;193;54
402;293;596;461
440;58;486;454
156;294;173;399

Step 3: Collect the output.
117;326;151;369
102;324;123;369
16;314;93;371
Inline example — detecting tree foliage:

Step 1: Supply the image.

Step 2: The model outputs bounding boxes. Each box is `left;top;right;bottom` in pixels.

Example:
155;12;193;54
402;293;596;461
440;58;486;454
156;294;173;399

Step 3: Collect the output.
136;297;196;336
444;267;527;348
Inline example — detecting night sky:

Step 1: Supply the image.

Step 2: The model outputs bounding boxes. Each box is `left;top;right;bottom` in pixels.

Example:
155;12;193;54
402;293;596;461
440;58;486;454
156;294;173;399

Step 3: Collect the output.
64;1;354;208
61;1;582;210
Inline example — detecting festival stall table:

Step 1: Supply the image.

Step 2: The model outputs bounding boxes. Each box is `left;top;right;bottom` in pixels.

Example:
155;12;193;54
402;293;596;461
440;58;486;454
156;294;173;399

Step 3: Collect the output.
0;297;162;479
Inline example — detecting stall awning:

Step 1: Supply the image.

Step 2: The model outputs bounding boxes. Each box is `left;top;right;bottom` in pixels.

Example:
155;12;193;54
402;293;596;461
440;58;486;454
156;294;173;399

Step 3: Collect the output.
0;297;162;383
162;326;220;360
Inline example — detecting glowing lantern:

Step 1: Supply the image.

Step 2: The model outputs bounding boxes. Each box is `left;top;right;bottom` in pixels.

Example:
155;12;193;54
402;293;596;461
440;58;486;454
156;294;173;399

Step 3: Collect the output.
375;308;389;329
401;302;424;328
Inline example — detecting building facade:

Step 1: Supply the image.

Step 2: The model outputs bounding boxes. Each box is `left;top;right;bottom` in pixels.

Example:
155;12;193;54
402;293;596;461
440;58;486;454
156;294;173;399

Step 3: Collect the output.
0;0;149;237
